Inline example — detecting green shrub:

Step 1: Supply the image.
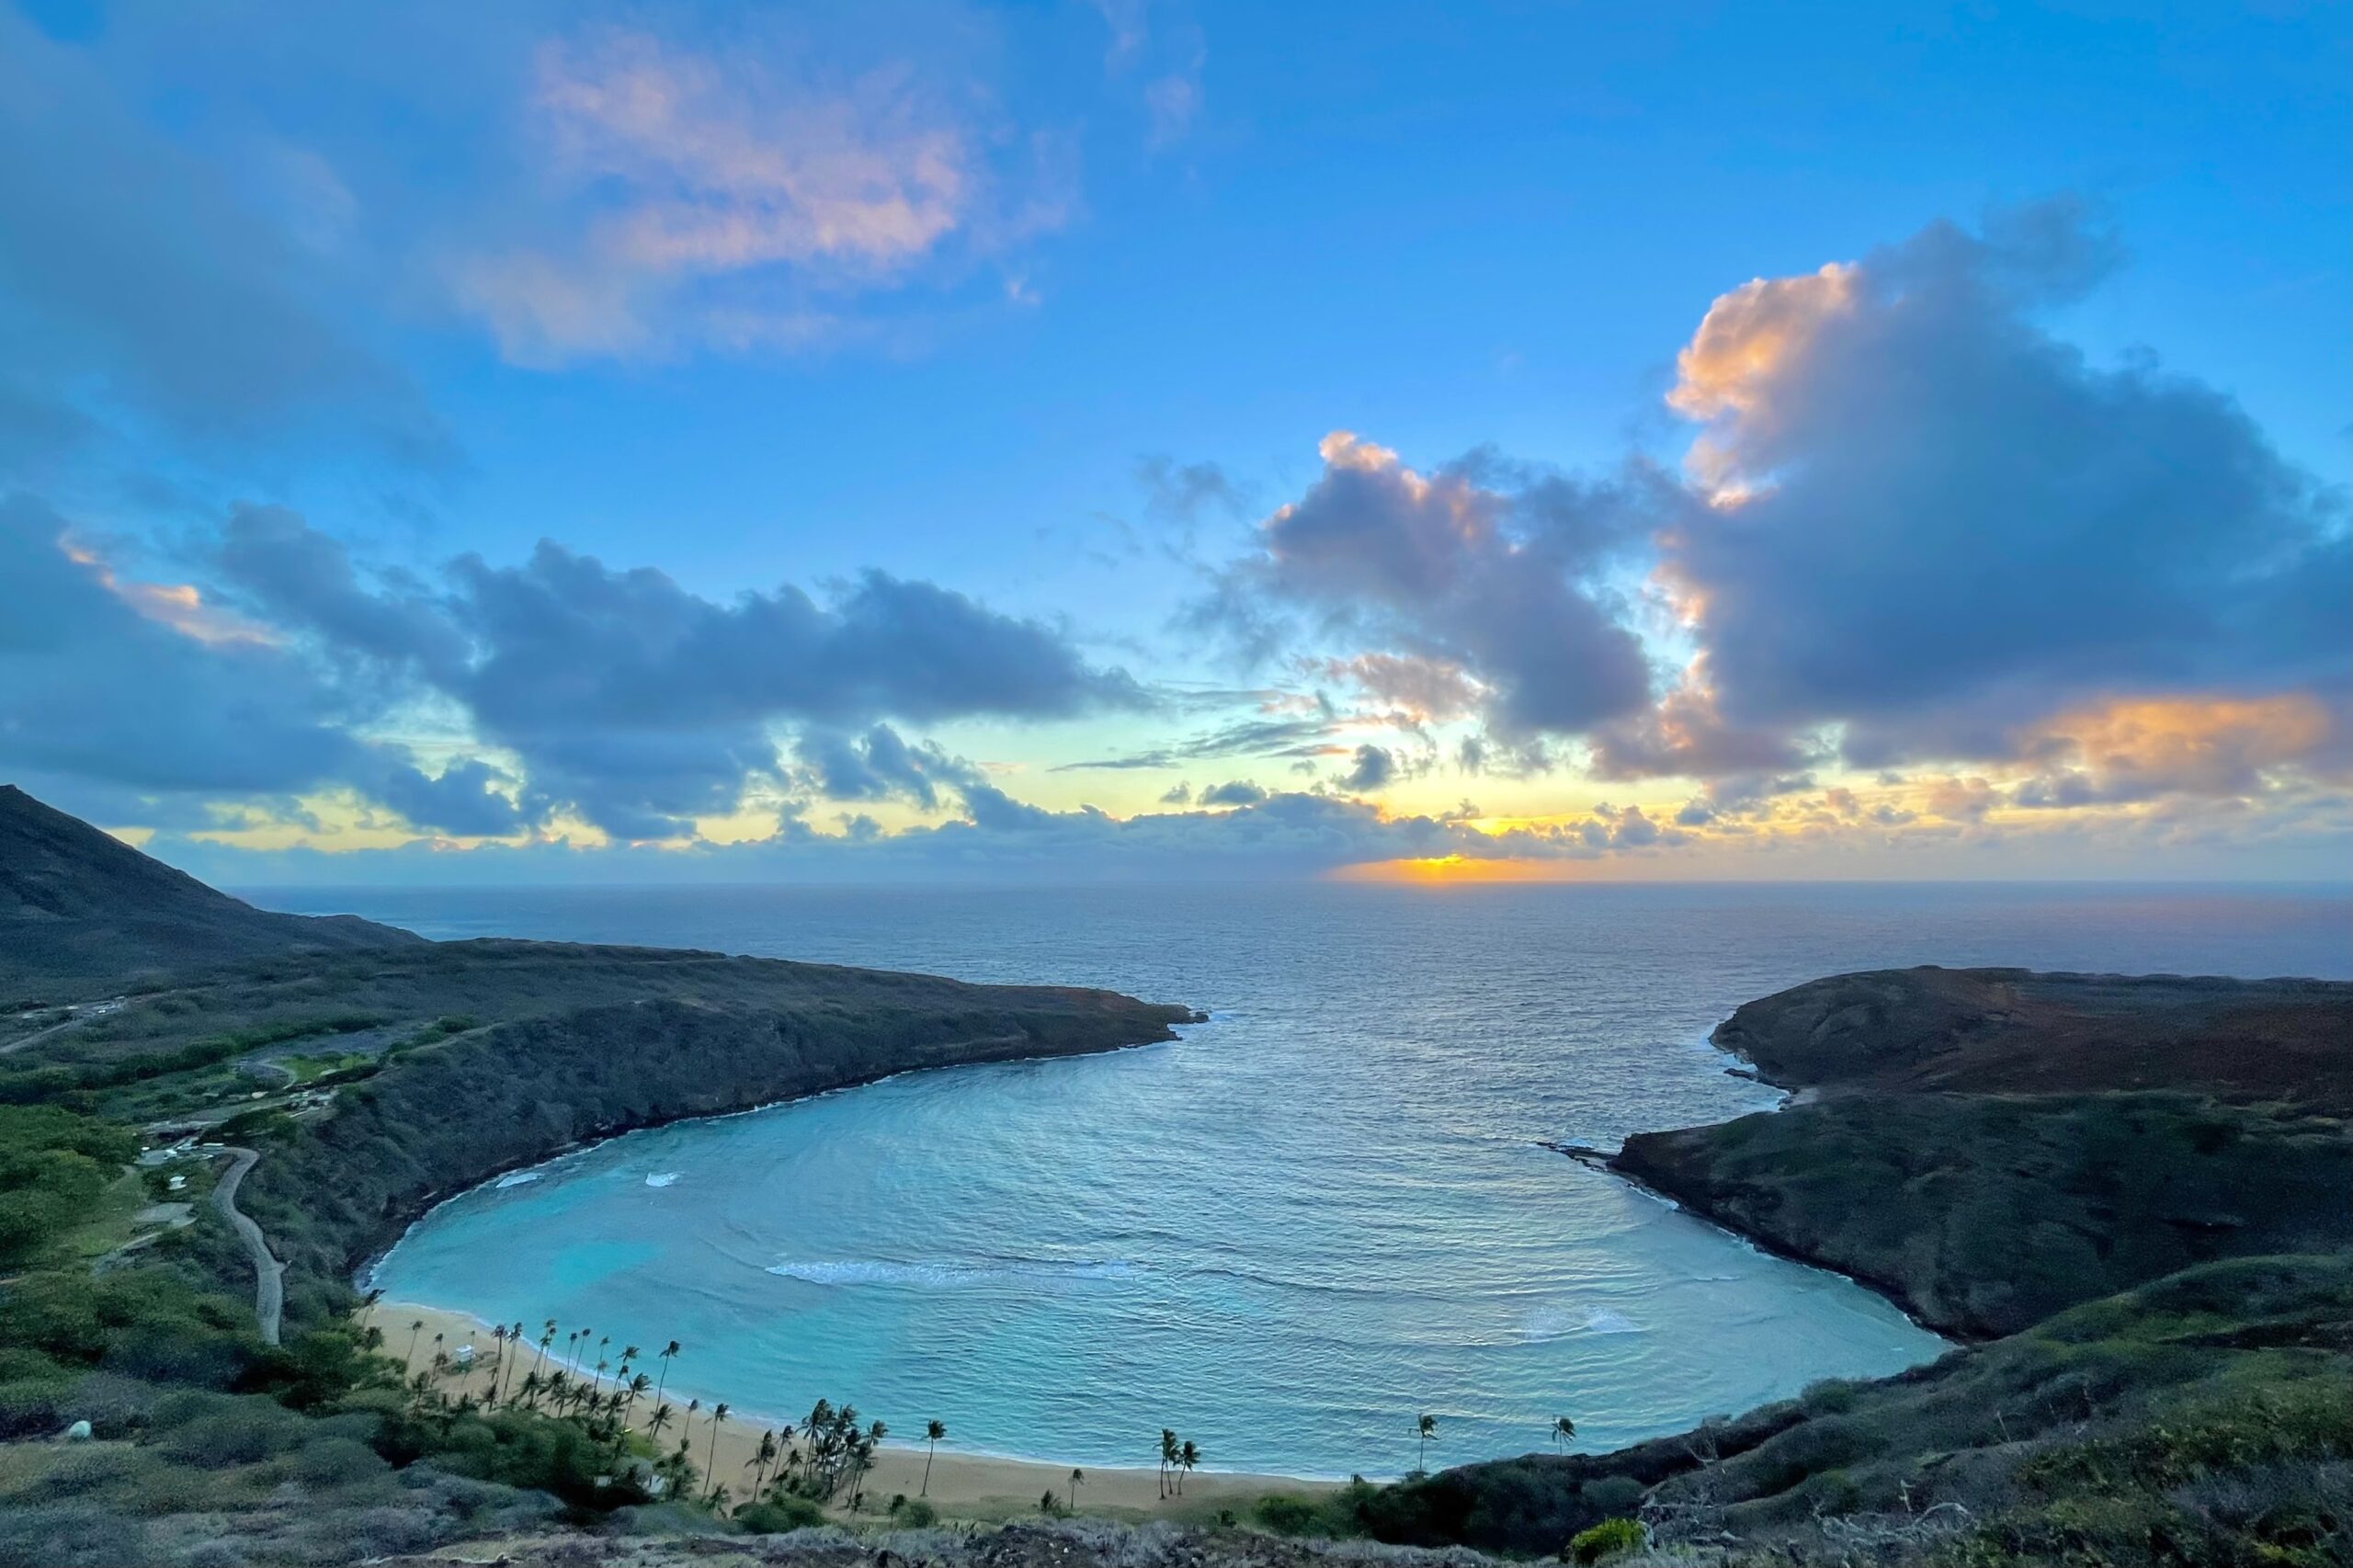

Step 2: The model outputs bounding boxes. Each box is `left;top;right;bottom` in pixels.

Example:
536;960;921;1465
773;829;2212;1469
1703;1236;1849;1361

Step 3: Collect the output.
896;1497;938;1528
737;1495;828;1532
287;1435;392;1487
1254;1492;1330;1535
153;1392;312;1467
1566;1517;1643;1563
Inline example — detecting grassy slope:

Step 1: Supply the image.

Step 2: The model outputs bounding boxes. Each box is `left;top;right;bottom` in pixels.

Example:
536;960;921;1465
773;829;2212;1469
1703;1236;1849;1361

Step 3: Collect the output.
1346;1256;2351;1562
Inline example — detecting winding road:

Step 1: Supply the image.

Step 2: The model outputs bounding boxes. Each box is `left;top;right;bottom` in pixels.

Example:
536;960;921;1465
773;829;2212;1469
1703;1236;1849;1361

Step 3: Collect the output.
210;1147;284;1346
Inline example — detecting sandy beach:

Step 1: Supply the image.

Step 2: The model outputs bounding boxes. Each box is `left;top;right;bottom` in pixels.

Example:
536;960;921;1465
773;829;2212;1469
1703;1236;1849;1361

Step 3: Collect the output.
362;1301;1333;1517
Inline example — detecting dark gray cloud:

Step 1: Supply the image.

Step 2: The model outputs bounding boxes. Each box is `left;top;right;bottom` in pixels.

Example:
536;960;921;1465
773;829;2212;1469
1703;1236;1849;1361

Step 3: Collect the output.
1663;202;2350;766
376;759;532;836
1340;744;1396;792
198;515;1146;837
794;723;982;812
1211;432;1659;737
5;495;1143;842
1199;779;1268;807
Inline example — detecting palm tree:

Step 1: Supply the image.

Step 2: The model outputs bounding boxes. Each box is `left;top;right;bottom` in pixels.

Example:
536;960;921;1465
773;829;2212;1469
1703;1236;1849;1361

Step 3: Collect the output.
405;1318;424;1364
501;1323;527;1404
647;1402;675;1444
535;1321;556;1380
1159;1429;1179;1499
922;1418;948;1496
654;1340;682;1408
748;1429;779;1495
1552;1415;1576;1451
1178;1439;1199;1494
1416;1414;1438;1474
1070;1468;1086;1511
625;1372;653;1425
704;1403;731;1502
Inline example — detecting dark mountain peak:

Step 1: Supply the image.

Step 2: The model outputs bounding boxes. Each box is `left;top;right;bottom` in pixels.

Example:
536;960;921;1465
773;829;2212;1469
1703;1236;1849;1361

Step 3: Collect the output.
0;785;419;996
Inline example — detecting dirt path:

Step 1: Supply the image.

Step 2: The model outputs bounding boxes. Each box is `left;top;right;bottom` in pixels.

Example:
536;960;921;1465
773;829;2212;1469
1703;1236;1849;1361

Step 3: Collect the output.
211;1147;284;1346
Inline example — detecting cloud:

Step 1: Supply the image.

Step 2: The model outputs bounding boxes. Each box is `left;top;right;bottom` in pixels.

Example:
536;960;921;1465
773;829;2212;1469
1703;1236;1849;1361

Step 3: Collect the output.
0;11;445;464
1586;667;1813;780
456;24;1056;364
1340;744;1397;792
1657;201;2349;766
2007;695;2339;808
1314;653;1486;723
1199;779;1267;807
1051;713;1344;772
3;501;1144;842
1086;0;1204;149
795;722;981;811
0;495;369;795
377;758;532;836
1212;431;1658;736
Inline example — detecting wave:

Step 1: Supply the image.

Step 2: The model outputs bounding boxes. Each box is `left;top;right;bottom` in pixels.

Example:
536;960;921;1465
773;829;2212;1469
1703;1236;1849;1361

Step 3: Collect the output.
1519;1305;1644;1342
494;1171;542;1189
766;1256;1137;1289
644;1172;681;1188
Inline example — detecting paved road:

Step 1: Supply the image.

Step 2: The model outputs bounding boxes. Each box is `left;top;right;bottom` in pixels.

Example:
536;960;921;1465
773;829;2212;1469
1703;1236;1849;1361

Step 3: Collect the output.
210;1147;284;1346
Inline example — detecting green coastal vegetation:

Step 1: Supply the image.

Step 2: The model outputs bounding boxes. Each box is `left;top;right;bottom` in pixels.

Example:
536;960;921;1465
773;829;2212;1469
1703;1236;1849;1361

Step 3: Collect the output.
1;785;2347;1567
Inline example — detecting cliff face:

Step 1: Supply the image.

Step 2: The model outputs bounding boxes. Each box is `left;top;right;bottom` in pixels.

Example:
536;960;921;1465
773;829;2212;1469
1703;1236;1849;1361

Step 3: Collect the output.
237;962;1189;1314
1610;966;2353;1339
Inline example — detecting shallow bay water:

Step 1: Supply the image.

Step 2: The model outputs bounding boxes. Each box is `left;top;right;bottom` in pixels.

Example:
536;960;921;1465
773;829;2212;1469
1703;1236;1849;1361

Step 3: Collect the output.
272;881;2348;1477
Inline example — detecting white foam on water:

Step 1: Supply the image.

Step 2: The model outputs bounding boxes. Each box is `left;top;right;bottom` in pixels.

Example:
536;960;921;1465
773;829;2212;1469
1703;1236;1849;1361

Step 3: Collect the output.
767;1256;1135;1289
494;1172;542;1189
644;1172;681;1188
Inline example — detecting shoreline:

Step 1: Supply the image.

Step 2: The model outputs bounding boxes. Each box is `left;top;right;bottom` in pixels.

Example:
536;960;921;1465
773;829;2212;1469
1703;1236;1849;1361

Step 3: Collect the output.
362;1299;1334;1517
1540;1023;1953;1345
349;1022;1199;1292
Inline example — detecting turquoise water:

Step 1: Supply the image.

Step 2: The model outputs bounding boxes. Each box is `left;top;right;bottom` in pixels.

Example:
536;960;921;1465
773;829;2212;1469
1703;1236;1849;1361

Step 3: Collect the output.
306;882;2348;1477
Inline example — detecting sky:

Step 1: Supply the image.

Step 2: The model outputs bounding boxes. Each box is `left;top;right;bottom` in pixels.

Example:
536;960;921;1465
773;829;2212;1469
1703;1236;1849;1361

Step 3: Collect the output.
2;0;2347;885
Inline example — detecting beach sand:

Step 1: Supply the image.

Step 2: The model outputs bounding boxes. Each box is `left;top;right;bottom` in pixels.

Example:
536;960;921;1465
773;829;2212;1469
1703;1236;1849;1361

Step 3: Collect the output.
362;1301;1334;1518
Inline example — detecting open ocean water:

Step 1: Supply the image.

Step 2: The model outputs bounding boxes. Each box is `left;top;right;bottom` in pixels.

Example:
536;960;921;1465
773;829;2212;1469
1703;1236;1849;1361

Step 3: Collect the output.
261;881;2350;1478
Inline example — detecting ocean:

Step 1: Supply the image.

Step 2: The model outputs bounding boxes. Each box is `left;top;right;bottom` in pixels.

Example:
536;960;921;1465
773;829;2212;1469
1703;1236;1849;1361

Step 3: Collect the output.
260;881;2350;1478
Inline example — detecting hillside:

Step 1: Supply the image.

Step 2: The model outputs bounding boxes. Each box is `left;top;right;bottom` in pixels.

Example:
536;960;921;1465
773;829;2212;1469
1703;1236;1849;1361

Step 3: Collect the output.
1703;965;2352;1110
0;784;418;997
1608;966;2353;1337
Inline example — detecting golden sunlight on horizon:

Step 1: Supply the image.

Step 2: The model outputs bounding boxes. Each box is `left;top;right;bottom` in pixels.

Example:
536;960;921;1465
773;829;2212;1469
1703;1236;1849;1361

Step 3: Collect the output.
1329;855;1608;885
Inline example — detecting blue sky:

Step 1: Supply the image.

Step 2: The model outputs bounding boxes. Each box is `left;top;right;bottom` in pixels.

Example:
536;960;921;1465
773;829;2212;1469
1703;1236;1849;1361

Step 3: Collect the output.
2;0;2347;882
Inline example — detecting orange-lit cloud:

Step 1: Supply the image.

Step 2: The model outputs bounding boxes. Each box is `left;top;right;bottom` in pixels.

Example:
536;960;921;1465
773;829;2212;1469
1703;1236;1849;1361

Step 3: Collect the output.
60;537;273;646
2016;693;2334;803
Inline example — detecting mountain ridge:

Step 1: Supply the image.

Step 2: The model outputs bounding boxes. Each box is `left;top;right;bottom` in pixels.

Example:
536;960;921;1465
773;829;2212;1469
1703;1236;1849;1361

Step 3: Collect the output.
0;783;420;994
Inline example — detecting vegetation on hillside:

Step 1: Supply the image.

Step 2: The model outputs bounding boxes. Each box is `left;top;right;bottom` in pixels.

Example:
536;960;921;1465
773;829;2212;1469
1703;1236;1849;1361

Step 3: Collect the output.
1614;1091;2350;1337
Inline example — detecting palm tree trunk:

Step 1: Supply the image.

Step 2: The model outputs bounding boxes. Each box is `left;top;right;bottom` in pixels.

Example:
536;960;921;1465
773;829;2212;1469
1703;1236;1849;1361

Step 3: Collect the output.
923;1438;937;1496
